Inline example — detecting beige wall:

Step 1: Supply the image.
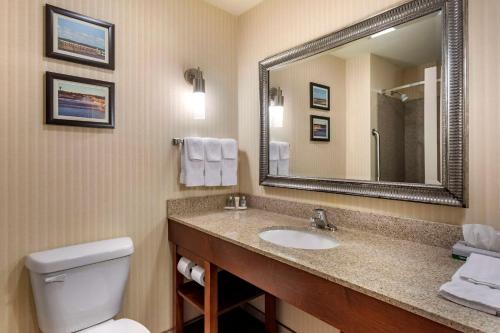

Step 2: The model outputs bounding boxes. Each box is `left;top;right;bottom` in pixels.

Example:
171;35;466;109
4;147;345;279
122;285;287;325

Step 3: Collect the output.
0;0;237;332
345;54;372;180
238;0;500;331
270;54;346;178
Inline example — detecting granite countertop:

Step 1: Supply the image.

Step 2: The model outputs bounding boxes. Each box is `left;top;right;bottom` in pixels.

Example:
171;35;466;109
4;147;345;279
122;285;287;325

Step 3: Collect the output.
169;208;500;333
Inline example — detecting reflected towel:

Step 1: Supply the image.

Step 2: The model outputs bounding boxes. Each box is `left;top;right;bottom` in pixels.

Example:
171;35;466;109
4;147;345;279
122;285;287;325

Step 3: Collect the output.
277;142;289;176
278;141;290;160
278;159;289;176
269;141;279;161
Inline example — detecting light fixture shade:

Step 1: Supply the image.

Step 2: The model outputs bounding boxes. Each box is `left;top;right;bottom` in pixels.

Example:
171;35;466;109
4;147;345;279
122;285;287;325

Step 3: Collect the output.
269;87;284;127
185;67;206;119
192;91;206;120
193;70;205;93
269;105;284;128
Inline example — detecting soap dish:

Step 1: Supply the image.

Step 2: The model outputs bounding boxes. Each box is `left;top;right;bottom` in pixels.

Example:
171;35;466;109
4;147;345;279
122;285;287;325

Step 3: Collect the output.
224;206;248;211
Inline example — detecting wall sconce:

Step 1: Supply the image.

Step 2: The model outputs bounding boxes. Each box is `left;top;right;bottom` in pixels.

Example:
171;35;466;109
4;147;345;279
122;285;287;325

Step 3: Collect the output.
184;67;206;120
269;87;284;128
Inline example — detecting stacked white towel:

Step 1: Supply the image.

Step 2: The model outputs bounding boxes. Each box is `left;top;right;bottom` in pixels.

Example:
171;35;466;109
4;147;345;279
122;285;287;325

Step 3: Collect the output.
269;141;279;176
439;253;500;315
269;141;290;176
277;141;290;176
180;137;204;187
460;254;500;289
179;137;238;187
221;138;238;186
203;138;222;186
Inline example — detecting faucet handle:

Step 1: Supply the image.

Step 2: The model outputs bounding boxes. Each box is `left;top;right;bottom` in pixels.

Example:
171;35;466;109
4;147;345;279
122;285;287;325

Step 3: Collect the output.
313;208;327;220
311;208;337;231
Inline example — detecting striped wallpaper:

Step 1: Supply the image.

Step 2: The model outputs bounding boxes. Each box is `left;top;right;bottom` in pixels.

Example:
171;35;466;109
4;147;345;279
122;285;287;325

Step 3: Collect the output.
0;0;236;332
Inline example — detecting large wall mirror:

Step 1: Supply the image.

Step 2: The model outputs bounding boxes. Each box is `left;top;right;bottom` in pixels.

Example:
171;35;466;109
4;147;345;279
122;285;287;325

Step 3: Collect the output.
259;0;467;206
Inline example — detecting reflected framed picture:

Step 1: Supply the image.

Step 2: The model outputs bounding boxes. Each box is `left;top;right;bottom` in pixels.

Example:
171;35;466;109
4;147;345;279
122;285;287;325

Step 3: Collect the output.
45;5;115;69
46;72;115;128
310;82;330;110
310;115;330;142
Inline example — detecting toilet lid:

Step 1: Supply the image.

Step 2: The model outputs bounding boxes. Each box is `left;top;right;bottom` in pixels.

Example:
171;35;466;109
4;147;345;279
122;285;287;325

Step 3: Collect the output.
81;319;150;333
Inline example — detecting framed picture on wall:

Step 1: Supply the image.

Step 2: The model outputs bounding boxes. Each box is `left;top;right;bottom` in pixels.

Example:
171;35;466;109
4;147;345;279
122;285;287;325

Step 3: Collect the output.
309;82;330;110
45;5;115;69
310;115;330;142
46;72;115;128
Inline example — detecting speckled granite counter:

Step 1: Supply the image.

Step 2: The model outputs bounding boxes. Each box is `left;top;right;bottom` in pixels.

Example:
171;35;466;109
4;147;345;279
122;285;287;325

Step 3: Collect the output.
169;208;500;333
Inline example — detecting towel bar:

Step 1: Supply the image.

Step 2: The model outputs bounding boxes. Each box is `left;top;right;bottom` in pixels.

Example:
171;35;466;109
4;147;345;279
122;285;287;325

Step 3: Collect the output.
172;138;184;145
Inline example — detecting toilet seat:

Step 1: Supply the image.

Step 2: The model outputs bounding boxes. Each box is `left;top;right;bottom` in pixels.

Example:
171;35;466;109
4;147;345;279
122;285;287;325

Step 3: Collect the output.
80;319;150;333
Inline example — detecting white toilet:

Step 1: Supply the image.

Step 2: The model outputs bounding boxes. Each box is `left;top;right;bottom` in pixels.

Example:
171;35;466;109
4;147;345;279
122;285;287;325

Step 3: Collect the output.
25;237;150;333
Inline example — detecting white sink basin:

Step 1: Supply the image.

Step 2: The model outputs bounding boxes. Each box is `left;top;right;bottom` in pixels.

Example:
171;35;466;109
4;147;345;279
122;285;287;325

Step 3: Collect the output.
258;228;339;250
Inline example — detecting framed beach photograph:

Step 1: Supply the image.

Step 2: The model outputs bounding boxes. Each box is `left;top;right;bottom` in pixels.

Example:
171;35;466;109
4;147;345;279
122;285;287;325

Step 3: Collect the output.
45;5;115;69
46;72;115;128
310;115;330;142
309;82;330;110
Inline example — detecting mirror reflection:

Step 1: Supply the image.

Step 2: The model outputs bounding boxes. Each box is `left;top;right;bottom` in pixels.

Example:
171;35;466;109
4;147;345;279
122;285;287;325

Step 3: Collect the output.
269;11;442;184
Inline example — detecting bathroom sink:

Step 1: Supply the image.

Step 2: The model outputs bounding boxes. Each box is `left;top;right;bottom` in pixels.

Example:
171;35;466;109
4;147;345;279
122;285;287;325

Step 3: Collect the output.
258;228;339;250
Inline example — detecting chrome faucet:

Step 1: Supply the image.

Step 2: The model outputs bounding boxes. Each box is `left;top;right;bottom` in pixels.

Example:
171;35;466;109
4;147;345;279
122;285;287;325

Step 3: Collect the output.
310;208;337;231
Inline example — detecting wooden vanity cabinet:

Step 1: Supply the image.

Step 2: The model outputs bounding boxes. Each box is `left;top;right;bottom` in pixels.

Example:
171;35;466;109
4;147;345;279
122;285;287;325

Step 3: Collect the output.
169;219;460;333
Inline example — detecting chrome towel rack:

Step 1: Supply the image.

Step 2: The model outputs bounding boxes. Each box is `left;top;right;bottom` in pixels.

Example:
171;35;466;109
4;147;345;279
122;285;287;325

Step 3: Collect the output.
172;138;184;145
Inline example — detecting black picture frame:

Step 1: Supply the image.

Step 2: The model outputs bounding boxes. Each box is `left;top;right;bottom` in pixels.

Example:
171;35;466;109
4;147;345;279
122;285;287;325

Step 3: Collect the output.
46;72;115;128
45;4;115;70
310;115;330;142
309;82;330;110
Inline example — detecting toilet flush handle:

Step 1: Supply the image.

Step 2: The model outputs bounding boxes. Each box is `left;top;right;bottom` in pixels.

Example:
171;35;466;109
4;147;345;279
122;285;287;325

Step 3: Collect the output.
44;274;66;283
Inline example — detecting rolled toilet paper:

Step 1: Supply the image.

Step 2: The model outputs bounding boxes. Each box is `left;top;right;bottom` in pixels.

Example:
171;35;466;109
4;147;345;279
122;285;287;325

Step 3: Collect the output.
191;265;205;286
177;257;195;280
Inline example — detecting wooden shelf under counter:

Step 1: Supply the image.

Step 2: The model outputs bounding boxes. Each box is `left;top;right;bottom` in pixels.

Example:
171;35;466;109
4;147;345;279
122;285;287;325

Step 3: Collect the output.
184;307;266;333
177;270;264;315
172;245;277;333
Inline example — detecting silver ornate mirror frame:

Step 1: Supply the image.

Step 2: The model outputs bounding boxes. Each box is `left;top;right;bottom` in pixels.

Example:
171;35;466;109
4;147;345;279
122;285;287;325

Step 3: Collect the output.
259;0;468;207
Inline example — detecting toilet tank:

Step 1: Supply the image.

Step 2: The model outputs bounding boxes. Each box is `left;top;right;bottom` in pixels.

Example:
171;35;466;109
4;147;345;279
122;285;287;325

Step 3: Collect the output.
25;237;134;333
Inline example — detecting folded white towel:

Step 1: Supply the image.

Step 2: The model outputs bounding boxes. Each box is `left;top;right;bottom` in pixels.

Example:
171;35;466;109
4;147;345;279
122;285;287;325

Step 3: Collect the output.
186;137;204;160
204;138;222;162
221;138;237;186
439;266;500;315
221;138;237;159
277;141;290;176
278;159;289;176
278;141;290;160
269;160;278;176
180;137;204;187
203;138;222;186
269;141;279;161
460;253;500;290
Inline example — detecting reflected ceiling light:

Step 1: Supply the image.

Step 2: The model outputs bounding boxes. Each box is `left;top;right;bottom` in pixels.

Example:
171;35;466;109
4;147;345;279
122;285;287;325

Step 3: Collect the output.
370;27;396;38
184;67;206;119
269;87;284;128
